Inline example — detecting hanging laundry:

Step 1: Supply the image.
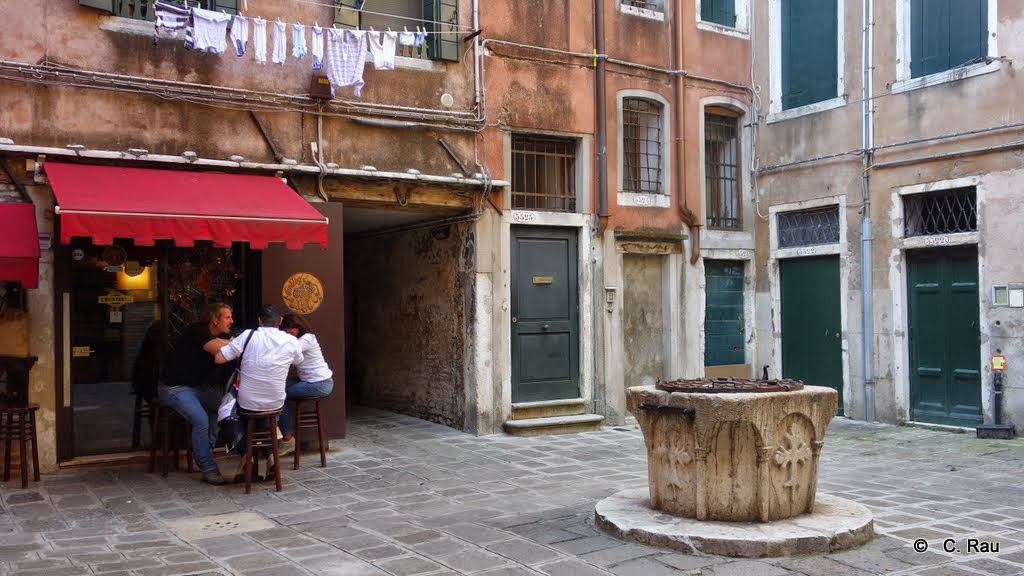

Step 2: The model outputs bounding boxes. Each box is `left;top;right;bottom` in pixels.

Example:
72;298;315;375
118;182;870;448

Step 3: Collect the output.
326;28;368;97
252;18;268;64
230;15;249;56
311;25;325;71
272;21;288;64
414;29;428;47
398;30;415;47
191;7;231;54
292;24;308;59
152;0;190;46
367;30;398;70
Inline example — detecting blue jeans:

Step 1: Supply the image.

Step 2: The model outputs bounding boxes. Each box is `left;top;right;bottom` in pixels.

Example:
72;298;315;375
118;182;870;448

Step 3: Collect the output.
157;384;221;473
278;378;333;436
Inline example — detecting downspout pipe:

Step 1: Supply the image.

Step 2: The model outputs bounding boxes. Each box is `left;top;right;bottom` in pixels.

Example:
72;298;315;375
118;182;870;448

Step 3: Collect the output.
595;0;608;221
861;0;876;422
674;0;700;264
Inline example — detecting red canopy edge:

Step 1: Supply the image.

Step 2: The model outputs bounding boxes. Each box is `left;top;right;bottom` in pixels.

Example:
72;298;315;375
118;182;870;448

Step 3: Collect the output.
0;202;40;288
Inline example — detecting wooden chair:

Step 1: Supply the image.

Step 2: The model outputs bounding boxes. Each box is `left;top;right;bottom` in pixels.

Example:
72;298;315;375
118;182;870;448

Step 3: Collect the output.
239;408;283;494
149;398;194;477
0;403;40;488
291;398;328;470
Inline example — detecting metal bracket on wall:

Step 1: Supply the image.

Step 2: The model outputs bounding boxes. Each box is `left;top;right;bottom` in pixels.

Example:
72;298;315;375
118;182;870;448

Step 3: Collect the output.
34;154;47;185
393;184;412;207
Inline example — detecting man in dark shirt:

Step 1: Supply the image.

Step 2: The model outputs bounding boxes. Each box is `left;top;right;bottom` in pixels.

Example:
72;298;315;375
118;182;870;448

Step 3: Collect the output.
157;302;234;485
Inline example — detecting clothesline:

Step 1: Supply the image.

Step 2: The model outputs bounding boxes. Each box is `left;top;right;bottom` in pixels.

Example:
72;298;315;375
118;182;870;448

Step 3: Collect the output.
241;0;476;33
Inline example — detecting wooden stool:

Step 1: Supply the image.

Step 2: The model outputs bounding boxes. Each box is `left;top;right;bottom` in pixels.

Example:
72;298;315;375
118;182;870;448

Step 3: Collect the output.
149;399;194;477
239;408;283;494
131;395;153;448
291;398;328;470
0;403;40;489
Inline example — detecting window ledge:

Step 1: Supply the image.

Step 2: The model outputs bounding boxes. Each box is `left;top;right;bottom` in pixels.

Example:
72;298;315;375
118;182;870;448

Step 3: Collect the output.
891;61;1001;95
394;55;445;72
696;21;748;38
618;4;665;21
618;192;670;208
99;15;154;36
766;95;847;124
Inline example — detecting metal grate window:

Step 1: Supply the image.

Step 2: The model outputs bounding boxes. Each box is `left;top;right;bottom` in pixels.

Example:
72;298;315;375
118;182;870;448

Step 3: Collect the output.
512;135;577;213
705;113;741;229
778;206;840;248
622;98;664;195
903;187;977;237
622;0;665;11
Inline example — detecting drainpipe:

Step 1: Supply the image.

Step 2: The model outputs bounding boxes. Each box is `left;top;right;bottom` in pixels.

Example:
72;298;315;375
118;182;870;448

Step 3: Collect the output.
674;0;700;264
861;0;876;422
595;0;608;222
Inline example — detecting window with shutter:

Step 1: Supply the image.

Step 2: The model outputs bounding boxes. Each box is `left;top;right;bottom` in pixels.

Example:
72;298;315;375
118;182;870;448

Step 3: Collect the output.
334;0;361;29
425;0;459;62
701;0;736;28
81;0;237;19
781;0;837;110
911;0;987;79
79;0;113;12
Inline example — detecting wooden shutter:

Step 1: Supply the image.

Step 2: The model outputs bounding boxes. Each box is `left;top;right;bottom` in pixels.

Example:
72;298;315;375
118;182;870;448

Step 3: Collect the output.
361;0;420;32
79;0;114;13
424;0;459;62
911;0;986;79
334;0;361;29
211;0;239;14
781;0;837;110
702;0;736;28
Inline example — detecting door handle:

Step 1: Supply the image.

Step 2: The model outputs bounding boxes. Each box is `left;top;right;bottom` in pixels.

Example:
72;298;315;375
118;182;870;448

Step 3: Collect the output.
512;316;518;324
542;324;550;331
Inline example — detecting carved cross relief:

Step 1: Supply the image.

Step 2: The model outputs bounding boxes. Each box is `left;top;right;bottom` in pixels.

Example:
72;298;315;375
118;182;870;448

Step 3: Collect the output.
772;423;812;498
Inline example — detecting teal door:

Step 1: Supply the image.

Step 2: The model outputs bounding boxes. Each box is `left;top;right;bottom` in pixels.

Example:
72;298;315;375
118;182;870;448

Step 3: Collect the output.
780;256;843;414
511;227;579;403
704;260;745;366
908;248;982;426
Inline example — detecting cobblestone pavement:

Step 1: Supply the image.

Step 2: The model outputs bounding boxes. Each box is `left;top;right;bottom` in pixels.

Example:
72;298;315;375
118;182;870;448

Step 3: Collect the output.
3;408;1024;576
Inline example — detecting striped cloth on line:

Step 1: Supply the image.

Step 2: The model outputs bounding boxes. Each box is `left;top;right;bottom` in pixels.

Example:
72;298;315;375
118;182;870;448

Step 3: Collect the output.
153;0;193;47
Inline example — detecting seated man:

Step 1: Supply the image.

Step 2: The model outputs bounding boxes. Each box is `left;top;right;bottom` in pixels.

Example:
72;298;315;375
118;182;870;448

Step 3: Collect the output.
158;303;234;485
212;305;302;467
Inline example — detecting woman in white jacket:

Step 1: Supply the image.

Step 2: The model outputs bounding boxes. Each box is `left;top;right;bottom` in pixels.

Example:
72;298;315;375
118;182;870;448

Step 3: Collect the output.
276;312;334;451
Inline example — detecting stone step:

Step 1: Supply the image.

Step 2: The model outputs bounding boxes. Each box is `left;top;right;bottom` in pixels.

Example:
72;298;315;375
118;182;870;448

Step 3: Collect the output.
511;398;587;420
503;414;605;437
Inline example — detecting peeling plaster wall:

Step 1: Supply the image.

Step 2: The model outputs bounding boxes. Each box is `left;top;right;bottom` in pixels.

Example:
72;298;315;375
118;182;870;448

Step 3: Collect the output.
347;222;473;429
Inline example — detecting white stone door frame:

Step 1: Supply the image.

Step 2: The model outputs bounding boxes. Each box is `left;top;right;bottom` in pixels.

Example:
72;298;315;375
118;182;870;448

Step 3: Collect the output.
767;194;851;415
888;176;988;425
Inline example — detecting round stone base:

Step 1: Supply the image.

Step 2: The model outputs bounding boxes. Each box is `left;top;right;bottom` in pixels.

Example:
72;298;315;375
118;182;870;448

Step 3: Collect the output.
595;489;874;558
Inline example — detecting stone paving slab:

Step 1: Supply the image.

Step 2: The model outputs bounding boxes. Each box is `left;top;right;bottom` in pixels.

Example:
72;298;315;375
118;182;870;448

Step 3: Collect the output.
1;410;1023;575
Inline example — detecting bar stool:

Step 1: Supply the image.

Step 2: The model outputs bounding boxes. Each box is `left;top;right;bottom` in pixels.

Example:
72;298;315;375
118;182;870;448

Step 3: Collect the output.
0;403;40;489
149;398;194;477
291;398;328;470
131;395;153;448
239;408;283;494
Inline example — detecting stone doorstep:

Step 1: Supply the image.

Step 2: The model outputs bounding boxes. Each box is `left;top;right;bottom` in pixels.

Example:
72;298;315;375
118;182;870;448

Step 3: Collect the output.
511;399;588;420
503;414;605;437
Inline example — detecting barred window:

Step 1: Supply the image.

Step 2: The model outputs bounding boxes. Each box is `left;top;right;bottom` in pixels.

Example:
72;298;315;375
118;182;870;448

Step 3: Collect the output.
511;135;577;213
622;98;664;195
903;187;977;237
705;112;741;229
778;206;840;248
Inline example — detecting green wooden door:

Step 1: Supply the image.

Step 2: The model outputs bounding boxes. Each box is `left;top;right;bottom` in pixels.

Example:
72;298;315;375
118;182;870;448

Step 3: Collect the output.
511;227;579;403
908;248;982;426
780;256;843;414
704;260;745;366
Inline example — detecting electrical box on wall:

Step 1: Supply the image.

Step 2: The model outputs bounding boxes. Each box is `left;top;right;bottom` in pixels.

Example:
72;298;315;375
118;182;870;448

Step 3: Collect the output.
605;287;617;312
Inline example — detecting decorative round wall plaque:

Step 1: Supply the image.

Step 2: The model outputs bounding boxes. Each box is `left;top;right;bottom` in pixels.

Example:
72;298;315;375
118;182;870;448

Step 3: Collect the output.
281;272;324;314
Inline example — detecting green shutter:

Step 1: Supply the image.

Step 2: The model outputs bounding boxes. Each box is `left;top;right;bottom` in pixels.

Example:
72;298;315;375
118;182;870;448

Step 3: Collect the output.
702;0;736;28
334;0;361;29
781;0;837;110
80;0;114;13
424;0;459;62
212;0;239;14
912;0;986;78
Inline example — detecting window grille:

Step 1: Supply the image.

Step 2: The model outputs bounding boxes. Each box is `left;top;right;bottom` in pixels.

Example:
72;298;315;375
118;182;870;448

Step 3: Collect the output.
778;206;840;248
705;113;741;229
622;0;664;11
512;135;577;213
903;187;977;237
622;98;664;195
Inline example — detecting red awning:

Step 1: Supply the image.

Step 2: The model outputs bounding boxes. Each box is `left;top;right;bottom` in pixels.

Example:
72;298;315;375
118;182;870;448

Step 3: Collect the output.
0;202;40;288
44;162;328;250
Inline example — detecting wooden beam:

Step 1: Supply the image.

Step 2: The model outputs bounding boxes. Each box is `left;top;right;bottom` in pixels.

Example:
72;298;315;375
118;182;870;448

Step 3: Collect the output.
320;179;476;210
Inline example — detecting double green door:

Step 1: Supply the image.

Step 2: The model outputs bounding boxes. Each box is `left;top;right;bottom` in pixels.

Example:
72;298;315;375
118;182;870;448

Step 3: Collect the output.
511;227;579;403
780;256;843;414
907;248;982;426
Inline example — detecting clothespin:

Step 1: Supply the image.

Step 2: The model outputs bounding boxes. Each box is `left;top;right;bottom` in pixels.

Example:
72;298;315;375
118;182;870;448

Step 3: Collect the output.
404;26;409;32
